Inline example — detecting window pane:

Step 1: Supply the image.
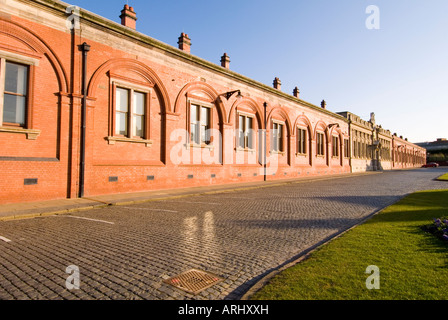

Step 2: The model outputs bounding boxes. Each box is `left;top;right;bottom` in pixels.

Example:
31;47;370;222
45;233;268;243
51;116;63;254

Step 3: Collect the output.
190;123;199;144
300;129;306;154
200;107;210;144
201;107;210;126
201;125;207;144
317;133;323;155
246;117;253;149
247;132;253;149
273;136;278;152
272;123;278;151
133;91;145;115
3;94;26;125
133;115;144;138
116;88;129;112
116;112;127;136
5;62;28;95
238;116;244;147
239;115;244;131
190;104;199;122
303;130;307;154
278;124;283;151
246;117;252;131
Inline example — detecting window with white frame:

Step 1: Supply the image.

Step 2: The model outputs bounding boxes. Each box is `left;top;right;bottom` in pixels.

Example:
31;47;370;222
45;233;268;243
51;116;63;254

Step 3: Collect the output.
316;132;325;156
344;139;350;158
297;127;307;155
190;103;211;145
271;121;284;152
1;60;29;127
238;114;254;149
332;136;339;157
114;85;148;139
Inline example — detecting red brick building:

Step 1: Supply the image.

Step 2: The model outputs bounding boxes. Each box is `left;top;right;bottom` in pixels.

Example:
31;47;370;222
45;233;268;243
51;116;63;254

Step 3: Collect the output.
0;0;425;204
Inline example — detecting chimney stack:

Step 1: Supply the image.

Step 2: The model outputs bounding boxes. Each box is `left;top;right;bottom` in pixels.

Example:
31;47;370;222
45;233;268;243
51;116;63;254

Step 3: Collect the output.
293;87;300;98
321;100;327;109
273;77;281;90
221;53;230;69
120;5;137;30
178;33;191;53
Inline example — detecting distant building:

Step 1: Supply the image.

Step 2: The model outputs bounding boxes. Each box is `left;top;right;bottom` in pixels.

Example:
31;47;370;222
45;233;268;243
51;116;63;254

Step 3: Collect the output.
337;112;425;172
416;139;448;163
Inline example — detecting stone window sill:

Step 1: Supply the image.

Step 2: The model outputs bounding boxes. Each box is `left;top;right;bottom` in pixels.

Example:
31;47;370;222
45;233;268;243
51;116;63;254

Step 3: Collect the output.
270;150;285;155
0;126;41;140
106;136;153;147
187;143;214;150
236;147;256;153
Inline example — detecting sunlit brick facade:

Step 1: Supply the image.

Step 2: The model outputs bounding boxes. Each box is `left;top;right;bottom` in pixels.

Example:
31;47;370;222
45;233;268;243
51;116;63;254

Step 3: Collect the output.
0;0;425;204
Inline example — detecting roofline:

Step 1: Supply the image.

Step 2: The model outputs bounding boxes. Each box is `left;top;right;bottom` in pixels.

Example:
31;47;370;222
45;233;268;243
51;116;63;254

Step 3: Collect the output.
27;0;348;123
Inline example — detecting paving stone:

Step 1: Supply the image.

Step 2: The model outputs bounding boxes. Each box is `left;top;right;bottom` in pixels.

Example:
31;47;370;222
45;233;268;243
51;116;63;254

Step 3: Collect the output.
0;169;446;300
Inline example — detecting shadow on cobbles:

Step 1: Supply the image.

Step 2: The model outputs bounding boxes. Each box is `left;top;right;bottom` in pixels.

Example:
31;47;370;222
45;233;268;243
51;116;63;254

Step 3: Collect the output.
311;195;400;207
224;216;368;300
234;217;363;230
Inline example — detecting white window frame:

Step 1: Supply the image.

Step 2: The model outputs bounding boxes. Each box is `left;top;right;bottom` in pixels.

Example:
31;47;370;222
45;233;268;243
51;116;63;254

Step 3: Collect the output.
296;126;307;155
188;99;213;148
316;131;325;156
0;51;40;139
237;111;255;151
332;135;339;158
107;78;152;147
271;120;285;153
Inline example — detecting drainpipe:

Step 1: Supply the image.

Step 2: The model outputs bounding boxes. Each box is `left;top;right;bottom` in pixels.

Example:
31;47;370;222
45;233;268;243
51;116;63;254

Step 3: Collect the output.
348;118;353;173
79;42;90;198
263;102;267;181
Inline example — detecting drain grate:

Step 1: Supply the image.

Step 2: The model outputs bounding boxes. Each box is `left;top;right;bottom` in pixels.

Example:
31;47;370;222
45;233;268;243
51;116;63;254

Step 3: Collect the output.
163;269;223;295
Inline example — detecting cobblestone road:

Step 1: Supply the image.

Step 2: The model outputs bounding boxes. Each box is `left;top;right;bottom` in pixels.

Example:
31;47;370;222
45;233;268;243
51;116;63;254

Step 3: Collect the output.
0;168;447;300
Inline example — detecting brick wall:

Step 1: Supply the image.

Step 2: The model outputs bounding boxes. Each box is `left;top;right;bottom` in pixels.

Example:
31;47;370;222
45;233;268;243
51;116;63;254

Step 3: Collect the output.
0;0;423;204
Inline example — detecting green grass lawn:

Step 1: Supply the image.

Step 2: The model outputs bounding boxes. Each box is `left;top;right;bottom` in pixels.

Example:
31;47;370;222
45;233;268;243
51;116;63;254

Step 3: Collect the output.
437;173;448;181
250;189;448;300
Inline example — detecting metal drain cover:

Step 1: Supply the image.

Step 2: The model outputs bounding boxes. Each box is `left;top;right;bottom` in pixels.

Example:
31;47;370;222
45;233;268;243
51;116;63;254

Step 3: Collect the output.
163;269;223;295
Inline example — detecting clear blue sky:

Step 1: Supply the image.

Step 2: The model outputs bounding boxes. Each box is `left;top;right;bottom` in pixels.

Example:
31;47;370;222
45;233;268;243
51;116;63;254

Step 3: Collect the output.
69;0;448;143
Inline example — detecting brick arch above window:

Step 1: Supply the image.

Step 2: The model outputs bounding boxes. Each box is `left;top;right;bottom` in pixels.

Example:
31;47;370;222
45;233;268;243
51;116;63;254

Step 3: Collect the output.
228;97;263;129
293;115;312;132
88;58;171;114
174;81;226;126
293;115;313;161
0;19;68;93
313;121;330;140
266;106;292;136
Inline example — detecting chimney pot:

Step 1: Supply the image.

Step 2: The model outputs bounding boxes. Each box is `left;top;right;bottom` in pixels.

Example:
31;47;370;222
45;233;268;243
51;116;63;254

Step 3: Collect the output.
321;100;327;109
293;87;300;98
178;33;191;53
273;77;281;90
221;53;230;69
120;4;137;30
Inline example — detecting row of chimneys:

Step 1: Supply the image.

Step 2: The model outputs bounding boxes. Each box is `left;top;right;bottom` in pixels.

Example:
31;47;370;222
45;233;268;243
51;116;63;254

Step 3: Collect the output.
120;5;329;108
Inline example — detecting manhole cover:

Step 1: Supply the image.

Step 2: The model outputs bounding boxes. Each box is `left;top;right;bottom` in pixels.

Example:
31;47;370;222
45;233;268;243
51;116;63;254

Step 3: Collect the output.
163;269;223;295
